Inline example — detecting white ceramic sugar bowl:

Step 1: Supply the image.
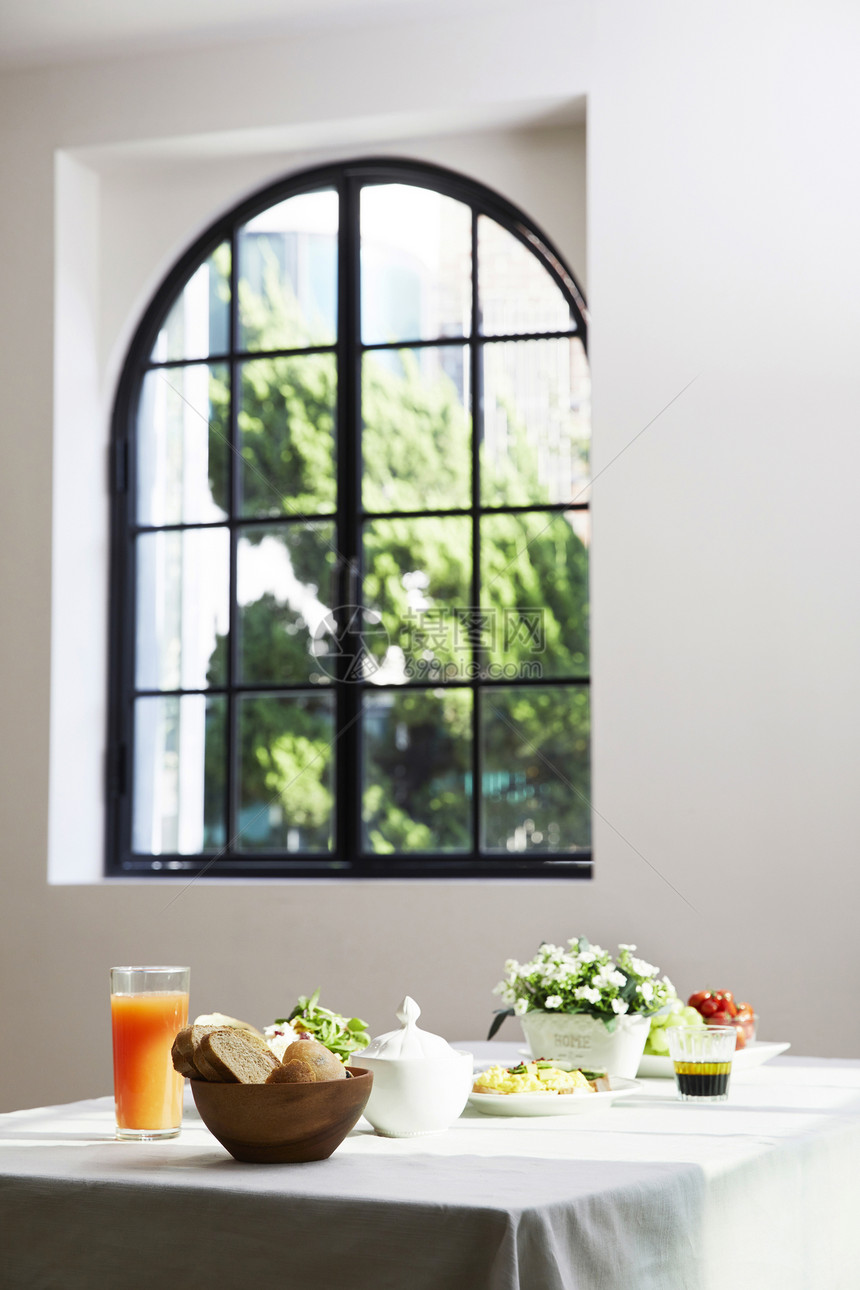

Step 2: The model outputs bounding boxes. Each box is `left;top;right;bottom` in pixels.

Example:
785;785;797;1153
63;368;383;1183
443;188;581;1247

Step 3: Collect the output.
355;997;473;1138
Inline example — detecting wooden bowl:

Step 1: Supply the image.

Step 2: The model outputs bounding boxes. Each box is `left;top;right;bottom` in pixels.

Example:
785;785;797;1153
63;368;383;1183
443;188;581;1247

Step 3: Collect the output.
190;1068;373;1163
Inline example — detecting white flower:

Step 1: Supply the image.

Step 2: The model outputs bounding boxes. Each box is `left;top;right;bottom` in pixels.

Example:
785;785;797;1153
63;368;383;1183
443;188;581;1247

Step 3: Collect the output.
618;944;637;952
611;998;629;1015
578;950;597;965
544;995;563;1009
630;956;658;978
638;982;655;1003
574;985;601;1005
514;998;529;1016
504;959;520;975
593;966;626;991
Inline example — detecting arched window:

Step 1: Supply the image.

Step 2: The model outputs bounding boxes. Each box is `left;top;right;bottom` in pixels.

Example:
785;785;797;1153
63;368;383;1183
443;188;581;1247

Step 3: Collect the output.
107;158;590;878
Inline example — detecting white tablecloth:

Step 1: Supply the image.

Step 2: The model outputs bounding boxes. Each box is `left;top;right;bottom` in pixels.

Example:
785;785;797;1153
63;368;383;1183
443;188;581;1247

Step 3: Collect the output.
2;1048;860;1290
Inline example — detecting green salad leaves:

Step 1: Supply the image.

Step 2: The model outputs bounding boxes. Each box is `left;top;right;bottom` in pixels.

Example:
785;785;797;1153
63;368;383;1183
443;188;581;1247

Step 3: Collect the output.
275;989;370;1063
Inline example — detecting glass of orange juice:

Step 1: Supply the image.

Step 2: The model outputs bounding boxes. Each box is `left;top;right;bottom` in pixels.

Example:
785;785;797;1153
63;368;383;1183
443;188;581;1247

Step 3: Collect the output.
110;966;190;1140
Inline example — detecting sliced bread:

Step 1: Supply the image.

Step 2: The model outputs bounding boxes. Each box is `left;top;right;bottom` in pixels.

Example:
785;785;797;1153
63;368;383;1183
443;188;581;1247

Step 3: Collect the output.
171;1027;198;1078
196;1027;281;1084
172;1017;272;1078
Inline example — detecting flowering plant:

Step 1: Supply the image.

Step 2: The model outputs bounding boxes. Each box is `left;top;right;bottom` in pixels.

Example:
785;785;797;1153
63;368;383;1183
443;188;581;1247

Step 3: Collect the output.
489;937;675;1036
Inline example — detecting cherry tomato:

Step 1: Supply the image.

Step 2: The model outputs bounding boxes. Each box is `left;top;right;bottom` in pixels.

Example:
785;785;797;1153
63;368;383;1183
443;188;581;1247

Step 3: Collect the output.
733;1024;747;1050
688;991;711;1009
735;1009;756;1042
715;990;735;1005
699;998;720;1017
736;1002;754;1019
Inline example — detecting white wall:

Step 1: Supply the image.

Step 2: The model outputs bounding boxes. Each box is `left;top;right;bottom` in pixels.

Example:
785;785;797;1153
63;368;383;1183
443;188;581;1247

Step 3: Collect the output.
1;0;859;1111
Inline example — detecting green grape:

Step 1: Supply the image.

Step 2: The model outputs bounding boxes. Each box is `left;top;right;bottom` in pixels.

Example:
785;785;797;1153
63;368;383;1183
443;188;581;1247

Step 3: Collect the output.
647;1029;671;1055
643;998;705;1054
644;1008;675;1053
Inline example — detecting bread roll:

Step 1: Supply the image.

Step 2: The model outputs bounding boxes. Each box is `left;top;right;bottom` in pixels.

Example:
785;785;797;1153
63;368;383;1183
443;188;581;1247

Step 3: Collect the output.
266;1060;316;1084
266;1039;347;1084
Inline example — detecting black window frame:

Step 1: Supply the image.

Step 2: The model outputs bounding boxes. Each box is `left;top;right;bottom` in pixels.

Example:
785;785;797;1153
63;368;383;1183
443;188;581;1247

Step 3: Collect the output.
107;157;590;879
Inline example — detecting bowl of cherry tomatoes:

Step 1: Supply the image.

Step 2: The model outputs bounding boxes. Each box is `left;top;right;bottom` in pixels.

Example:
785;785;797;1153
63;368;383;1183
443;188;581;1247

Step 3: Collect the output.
687;990;757;1049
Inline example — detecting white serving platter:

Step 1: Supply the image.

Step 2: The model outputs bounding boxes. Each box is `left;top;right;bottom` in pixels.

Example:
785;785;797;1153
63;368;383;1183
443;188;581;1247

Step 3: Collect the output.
637;1040;791;1079
467;1076;639;1118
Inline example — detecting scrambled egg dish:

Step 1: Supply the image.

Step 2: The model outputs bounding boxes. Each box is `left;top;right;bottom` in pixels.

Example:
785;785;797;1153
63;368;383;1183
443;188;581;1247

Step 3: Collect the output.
473;1061;593;1095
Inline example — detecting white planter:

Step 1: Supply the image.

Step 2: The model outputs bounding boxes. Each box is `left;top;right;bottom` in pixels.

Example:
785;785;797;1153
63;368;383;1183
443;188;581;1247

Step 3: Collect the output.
520;1011;651;1079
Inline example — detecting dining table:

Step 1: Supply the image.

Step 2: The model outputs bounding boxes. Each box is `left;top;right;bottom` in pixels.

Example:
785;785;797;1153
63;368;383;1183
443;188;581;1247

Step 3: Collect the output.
2;1042;859;1290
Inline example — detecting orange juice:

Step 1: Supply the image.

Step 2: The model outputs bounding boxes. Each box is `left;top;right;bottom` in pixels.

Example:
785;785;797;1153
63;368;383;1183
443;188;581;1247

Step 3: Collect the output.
111;991;188;1134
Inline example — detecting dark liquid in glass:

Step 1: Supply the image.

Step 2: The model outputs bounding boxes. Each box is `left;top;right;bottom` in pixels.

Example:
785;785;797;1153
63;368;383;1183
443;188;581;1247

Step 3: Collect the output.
674;1061;731;1098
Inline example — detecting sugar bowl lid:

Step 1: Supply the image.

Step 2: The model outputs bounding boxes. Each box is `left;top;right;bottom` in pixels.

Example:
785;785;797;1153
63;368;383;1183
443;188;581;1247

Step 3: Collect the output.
362;996;459;1060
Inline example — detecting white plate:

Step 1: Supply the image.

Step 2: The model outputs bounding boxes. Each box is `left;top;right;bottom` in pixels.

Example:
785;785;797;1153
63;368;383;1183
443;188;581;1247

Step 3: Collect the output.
467;1076;640;1117
637;1040;791;1079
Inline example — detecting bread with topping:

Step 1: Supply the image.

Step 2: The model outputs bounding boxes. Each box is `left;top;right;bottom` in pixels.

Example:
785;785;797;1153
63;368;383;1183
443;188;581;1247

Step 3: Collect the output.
192;1012;266;1041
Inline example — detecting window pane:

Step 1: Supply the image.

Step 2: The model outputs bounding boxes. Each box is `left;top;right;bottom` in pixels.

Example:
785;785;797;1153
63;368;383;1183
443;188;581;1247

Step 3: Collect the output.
238;190;337;351
239;354;336;518
481;337;590;507
237;693;334;851
361;184;471;345
362;346;470;513
136;363;229;526
362;516;472;683
123;164;589;875
480;511;589;679
150;243;231;362
237;523;336;685
132;695;226;853
135;529;230;691
481;686;590;852
363;689;472;852
478;215;572;337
